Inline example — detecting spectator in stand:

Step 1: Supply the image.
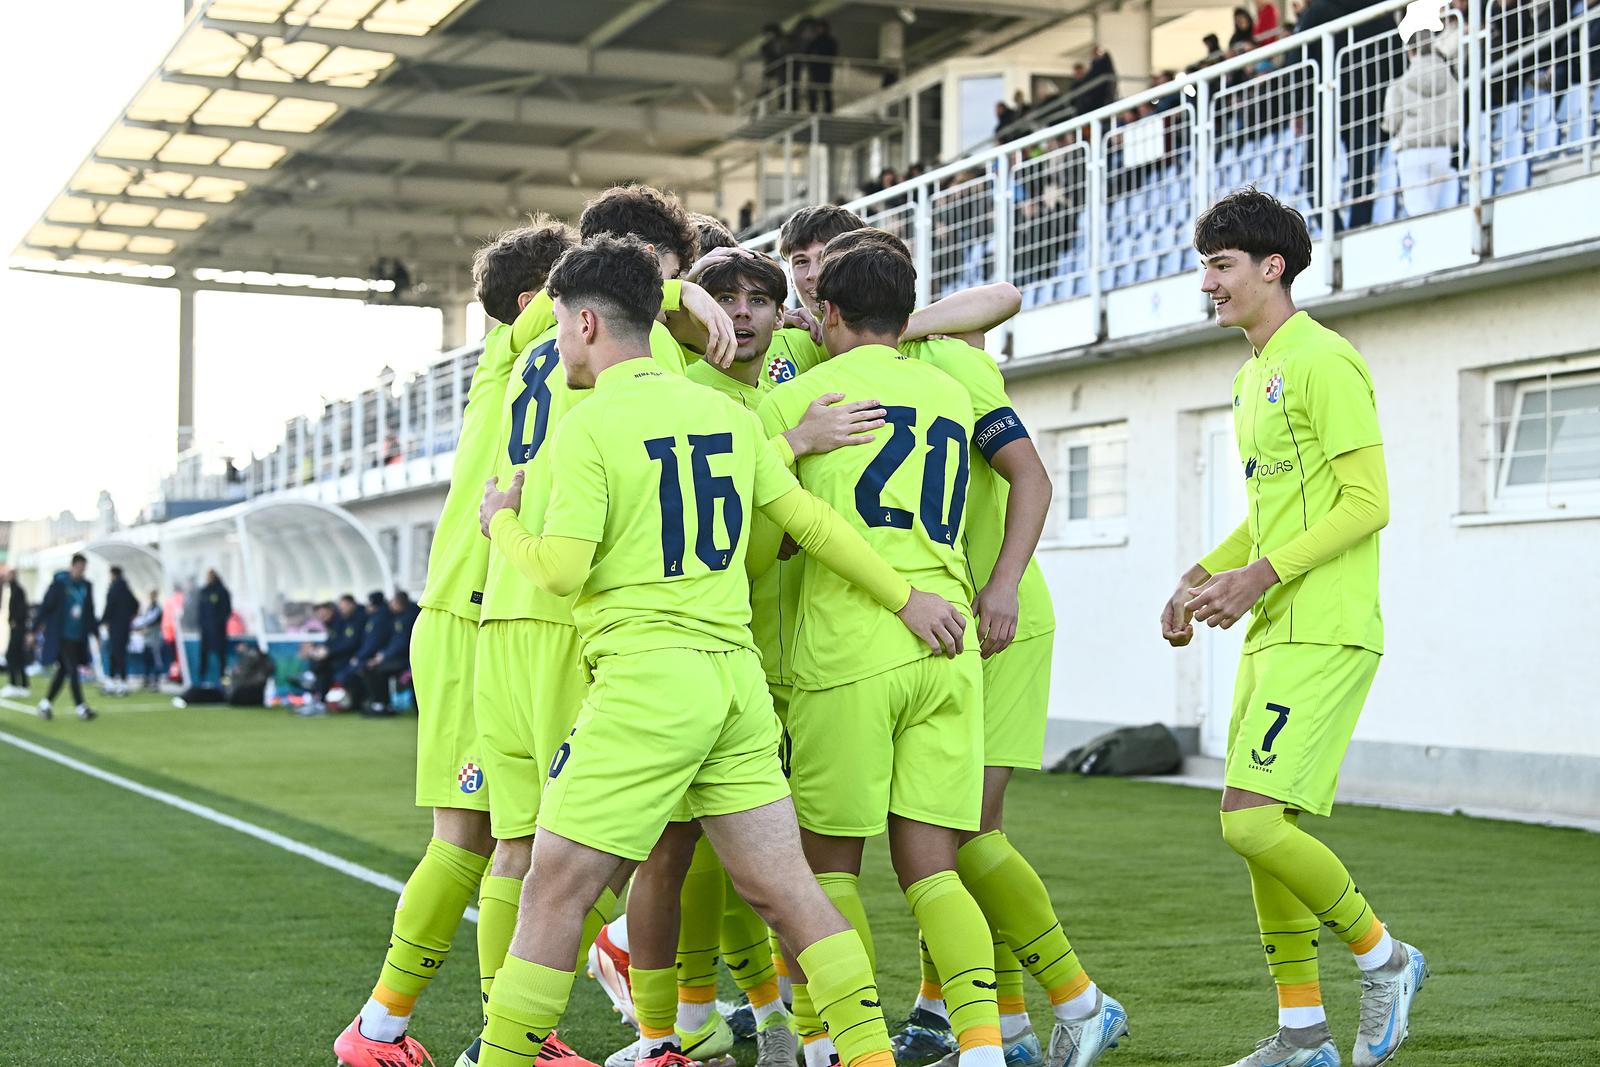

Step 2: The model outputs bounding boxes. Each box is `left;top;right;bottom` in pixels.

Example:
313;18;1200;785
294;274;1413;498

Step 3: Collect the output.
2;566;30;698
197;568;232;685
1231;6;1258;48
132;590;162;690
361;590;418;717
300;601;340;699
805;17;839;113
1013;89;1030;112
1382;34;1461;217
347;590;390;706
759;22;790;100
1433;0;1467;71
996;99;1019;134
35;554;96;722
101;565;139;696
1255;0;1283;43
737;200;754;233
1082;45;1119;111
161;583;184;683
1151;70;1181;111
1193;33;1226;71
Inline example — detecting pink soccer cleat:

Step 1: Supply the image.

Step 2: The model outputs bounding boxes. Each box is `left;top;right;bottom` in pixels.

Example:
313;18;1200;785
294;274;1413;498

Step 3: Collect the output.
334;1015;435;1066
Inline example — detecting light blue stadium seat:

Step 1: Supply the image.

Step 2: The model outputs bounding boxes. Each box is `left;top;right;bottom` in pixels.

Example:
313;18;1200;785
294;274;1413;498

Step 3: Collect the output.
1135;256;1156;282
1048;279;1070;303
1021;282;1046;309
1158;248;1183;276
1100;266;1116;290
1527;92;1559;157
1498;159;1532;193
1114;262;1135;288
1110;197;1128;221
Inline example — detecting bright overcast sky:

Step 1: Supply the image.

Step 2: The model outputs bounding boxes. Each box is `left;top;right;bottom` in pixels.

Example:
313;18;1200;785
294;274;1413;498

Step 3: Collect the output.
0;1;451;525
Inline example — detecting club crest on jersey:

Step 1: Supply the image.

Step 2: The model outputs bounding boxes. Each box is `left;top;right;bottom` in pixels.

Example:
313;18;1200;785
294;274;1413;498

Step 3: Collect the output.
766;355;798;384
458;761;485;794
1265;373;1284;403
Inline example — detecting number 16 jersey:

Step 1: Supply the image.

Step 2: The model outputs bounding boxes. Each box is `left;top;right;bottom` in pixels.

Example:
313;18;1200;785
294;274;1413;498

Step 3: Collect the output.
758;343;976;690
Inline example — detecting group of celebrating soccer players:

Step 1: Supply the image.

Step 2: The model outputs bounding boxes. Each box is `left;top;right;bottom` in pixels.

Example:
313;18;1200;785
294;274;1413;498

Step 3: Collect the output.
332;182;1425;1067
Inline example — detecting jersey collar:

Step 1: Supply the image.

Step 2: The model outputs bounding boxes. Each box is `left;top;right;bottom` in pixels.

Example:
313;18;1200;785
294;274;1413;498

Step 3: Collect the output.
1253;309;1311;361
835;342;902;361
595;356;661;391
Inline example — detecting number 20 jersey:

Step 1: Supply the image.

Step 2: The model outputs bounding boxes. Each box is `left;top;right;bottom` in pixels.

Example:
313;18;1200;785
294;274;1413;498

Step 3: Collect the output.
480;321;689;626
759;343;976;690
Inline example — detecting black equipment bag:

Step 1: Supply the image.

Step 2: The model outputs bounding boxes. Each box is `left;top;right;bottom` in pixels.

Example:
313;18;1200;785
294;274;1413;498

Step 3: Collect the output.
1051;723;1183;776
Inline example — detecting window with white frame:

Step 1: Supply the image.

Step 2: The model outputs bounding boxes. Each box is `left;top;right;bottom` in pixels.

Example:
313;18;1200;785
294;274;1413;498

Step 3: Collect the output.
378;527;401;580
1488;365;1600;514
411;522;435;589
1041;420;1129;546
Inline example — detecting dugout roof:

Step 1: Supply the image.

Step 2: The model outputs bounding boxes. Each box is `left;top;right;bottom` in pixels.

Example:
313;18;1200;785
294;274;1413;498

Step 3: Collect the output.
12;0;1079;303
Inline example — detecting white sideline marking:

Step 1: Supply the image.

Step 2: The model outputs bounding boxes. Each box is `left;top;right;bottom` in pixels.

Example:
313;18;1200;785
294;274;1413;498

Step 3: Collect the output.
0;715;479;922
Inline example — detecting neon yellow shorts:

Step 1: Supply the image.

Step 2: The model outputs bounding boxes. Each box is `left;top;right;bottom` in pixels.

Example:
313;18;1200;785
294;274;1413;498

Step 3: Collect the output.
1225;642;1381;817
411;607;490;811
787;652;983;837
538;647;789;861
674;680;793;822
980;631;1054;770
474;618;587;840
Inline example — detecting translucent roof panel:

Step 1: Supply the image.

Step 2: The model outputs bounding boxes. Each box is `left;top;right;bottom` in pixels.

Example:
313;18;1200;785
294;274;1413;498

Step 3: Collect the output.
100;203;159;227
193;88;279;126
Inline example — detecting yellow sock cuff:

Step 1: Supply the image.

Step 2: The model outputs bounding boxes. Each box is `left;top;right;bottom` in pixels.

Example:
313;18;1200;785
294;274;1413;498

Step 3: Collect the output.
491;956;574;1020
954;830;1012;881
372;982;417;1016
1277;981;1323;1008
1047;970;1092;1006
919;980;944;1000
641;1024;676;1040
998;995;1027;1015
1350;919;1385;955
427;836;491;888
774;954;789;978
480;875;523;907
631;965;678;1034
748;980;781;1008
957;1025;1002;1051
677;983;718;1003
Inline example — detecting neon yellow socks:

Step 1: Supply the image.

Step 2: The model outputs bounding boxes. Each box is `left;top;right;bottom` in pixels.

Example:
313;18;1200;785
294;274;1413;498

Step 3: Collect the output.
363;837;488;1042
479;956;573;1067
916;934;947;1018
677;837;724;1032
632;964;680;1057
477;875;523;1021
993;937;1028;1038
816;871;877;974
956;831;1097;1021
1220;807;1390;971
721;869;779;996
905;871;1000;1054
1249;858;1325;1029
584;885;623;968
797;931;894;1067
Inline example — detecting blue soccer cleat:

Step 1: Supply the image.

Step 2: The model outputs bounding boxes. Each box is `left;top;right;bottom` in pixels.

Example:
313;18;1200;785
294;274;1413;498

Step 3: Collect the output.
1045;992;1128;1067
1353;942;1427;1067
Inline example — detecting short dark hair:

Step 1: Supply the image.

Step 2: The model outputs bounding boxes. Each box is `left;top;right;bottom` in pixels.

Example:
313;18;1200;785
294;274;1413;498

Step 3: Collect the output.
779;204;866;257
472;216;578;324
339;593;357;606
70;553;87;566
697;253;788;305
368;591;386;607
109;565;124;578
816;243;916;336
823;226;910;262
690;213;737;255
316;600;336;613
547;234;663;346
1194;188;1312;289
579;185;697;270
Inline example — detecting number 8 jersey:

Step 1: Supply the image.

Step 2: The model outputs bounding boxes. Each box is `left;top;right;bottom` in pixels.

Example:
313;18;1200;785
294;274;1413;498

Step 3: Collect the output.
758;343;976;690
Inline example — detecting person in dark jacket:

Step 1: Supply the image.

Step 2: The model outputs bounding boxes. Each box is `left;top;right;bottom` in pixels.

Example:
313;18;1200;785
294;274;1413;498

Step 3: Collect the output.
361;590;418;717
196;569;233;685
344;591;390;704
328;594;367;693
804;17;839;112
2;566;30;696
35;554;97;721
101;565;140;696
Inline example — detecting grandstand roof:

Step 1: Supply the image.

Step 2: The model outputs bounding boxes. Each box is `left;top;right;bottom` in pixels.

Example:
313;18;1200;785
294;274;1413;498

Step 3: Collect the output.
12;0;1073;303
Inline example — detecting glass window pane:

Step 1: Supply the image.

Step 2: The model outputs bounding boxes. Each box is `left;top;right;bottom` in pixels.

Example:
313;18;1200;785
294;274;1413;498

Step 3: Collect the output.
1548;383;1600;482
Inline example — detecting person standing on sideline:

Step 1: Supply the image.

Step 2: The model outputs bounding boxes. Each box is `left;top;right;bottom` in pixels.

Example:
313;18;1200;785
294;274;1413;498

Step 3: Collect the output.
132;590;163;690
35;553;97;721
197;568;232;685
2;566;31;697
101;565;139;696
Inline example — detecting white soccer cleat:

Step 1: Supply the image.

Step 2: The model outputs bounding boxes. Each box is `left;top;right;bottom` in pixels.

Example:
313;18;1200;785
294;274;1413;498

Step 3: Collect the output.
1353;942;1427;1067
1222;1029;1339;1066
588;923;638;1031
1045;992;1128;1067
37;699;52;721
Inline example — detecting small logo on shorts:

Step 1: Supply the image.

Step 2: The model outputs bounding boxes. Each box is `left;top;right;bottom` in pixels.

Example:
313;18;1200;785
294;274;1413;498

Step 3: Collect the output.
458;761;485;793
1249;749;1277;770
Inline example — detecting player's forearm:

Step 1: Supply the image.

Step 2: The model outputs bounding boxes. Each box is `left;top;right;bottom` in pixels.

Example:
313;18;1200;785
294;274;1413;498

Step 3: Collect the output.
902;283;1022;341
745;515;783;580
1265;446;1389;583
1197;519;1253;576
987;441;1052;588
761;487;911;611
487;511;596;597
508;289;555;352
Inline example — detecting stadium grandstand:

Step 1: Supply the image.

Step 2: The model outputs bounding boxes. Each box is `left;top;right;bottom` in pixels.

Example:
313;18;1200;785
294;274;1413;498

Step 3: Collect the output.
4;3;1600;1062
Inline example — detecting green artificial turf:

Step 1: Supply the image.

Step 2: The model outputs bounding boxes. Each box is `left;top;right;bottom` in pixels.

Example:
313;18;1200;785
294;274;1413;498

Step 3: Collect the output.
0;683;1594;1066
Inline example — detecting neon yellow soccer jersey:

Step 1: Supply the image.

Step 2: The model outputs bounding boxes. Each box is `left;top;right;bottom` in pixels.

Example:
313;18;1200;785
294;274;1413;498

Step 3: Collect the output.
688;362;804;686
480;320;688;626
900;338;1054;643
759;327;828;390
1232;310;1384;654
759;343;975;689
418;314;536;621
541;359;801;661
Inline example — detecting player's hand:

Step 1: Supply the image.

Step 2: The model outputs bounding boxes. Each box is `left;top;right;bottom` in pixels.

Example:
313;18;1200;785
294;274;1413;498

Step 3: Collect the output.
782;305;823;343
785;393;887;458
684;244;756;284
1187;558;1279;631
1160;578;1196;646
678;281;737;368
776;534;801;561
897;589;966;657
479;470;525;537
973;579;1019;658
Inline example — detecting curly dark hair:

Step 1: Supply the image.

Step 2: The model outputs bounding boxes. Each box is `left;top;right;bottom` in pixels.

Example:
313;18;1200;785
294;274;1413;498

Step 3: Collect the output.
578;185;698;271
1193;188;1312;289
546;234;663;346
472;216;578;324
779;204;867;258
823;226;910;262
815;243;915;336
697;253;788;305
690;213;737;255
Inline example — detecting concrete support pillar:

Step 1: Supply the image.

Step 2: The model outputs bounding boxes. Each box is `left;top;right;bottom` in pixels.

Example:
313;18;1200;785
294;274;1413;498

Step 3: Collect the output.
879;19;904;65
176;286;195;454
1094;0;1153;99
440;299;468;352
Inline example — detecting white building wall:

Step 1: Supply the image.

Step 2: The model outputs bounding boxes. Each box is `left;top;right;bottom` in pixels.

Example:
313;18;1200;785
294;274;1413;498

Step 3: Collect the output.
1007;267;1600;817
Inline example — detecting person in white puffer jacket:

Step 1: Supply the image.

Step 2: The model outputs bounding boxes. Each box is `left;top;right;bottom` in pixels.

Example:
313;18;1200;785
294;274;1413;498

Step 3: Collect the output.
1381;36;1462;217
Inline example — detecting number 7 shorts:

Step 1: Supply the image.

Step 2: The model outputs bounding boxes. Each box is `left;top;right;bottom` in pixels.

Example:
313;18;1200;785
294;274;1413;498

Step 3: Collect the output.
1224;642;1381;817
536;646;791;861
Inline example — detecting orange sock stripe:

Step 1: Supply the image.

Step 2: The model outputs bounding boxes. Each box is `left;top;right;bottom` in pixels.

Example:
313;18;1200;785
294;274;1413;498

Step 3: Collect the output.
774;956;789;978
1046;970;1092;1006
957;1025;1002;1052
371;983;418;1016
802;1033;831;1046
919;980;944;1000
1349;918;1385;955
641;1024;676;1040
997;995;1028;1016
1277;981;1323;1009
747;980;781;1009
849;1053;895;1067
678;984;718;1004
